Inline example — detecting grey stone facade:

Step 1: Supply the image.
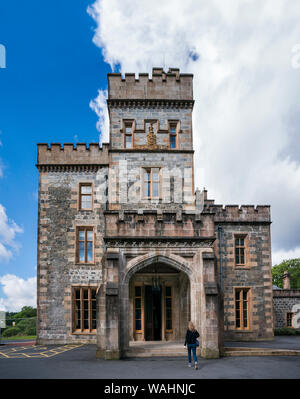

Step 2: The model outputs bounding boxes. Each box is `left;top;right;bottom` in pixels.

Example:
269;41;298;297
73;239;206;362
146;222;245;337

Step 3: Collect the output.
273;290;300;328
36;67;274;358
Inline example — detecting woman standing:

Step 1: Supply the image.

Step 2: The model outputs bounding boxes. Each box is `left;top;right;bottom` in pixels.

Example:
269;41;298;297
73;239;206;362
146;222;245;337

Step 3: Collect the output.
184;321;200;370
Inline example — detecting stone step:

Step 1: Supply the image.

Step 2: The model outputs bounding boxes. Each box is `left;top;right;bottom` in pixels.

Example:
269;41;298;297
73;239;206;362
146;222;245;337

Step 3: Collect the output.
224;348;300;357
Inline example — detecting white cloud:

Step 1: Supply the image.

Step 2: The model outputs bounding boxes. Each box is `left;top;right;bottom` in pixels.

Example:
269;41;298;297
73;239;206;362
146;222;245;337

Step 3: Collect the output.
0;274;36;312
0;204;23;262
89;89;109;144
88;0;300;256
272;247;300;267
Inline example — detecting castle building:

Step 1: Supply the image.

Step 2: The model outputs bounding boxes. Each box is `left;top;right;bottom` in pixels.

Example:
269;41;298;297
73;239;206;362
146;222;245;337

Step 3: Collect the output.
36;68;274;359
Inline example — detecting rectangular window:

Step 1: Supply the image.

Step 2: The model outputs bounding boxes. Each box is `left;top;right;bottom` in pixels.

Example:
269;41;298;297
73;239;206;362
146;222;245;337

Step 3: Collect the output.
169;123;177;149
135;286;142;332
235;288;249;330
124;122;134;148
77;227;94;263
235;236;246;266
79;183;93;210
165;286;173;331
73;287;97;333
287;312;293;327
144;168;160;199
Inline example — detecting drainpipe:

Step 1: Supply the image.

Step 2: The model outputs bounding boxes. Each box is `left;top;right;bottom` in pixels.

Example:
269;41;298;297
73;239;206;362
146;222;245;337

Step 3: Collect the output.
217;226;223;291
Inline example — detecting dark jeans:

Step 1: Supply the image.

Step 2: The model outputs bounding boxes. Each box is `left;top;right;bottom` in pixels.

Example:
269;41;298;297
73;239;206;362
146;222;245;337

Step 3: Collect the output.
187;344;198;364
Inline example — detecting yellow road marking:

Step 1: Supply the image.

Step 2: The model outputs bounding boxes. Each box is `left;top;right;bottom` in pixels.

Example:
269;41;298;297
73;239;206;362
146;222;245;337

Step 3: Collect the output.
0;344;85;359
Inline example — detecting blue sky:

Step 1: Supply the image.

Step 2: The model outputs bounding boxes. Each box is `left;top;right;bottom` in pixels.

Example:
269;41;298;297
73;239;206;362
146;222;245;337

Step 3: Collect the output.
0;1;110;309
1;0;300;310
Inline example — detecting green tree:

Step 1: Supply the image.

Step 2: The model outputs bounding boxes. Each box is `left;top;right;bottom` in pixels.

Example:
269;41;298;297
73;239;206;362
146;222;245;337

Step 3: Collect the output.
14;306;36;320
272;258;300;289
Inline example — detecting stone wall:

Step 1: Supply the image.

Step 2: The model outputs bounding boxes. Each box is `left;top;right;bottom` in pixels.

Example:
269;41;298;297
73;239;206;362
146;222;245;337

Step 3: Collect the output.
273;290;300;328
36;168;106;344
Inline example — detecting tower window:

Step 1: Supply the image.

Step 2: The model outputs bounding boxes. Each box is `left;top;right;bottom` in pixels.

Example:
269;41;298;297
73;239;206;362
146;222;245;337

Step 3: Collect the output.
235;288;250;329
73;287;97;333
169;123;178;149
235;236;247;266
124;121;134;148
79;183;93;210
165;286;173;331
77;227;94;264
144;168;160;199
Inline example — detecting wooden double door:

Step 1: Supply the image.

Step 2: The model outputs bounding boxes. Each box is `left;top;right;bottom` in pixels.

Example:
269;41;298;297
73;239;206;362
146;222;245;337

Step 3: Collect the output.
144;285;162;341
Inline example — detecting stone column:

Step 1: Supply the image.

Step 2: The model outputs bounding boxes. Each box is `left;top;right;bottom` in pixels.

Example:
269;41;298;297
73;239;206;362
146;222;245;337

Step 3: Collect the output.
200;252;222;359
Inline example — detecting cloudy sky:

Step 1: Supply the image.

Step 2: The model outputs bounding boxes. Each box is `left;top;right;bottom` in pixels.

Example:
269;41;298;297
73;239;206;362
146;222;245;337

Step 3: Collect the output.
0;0;300;311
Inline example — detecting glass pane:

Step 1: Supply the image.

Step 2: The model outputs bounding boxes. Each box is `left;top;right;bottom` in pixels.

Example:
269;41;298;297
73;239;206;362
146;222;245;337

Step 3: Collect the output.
153;172;159;182
83;290;88;300
87;231;93;241
82;197;92;209
166;298;172;308
135;286;141;297
240;238;244;246
79;230;85;241
92;310;96;319
79;242;85;262
81;185;92;194
241;256;245;264
135;298;141;309
87;242;93;262
144;182;150;197
236;319;240;328
152;182;159;197
236;301;240;310
235;290;240;300
126;135;132;148
166;320;172;330
166;309;172;319
170;135;176;148
166;287;172;297
125;126;132;134
91;289;96;300
76;316;81;329
136;319;141;331
243;290;248;300
170;127;176;134
76;301;80;311
135;309;141;319
144;171;150;182
84;310;88;319
75;290;80;300
92;320;96;329
84;319;89;329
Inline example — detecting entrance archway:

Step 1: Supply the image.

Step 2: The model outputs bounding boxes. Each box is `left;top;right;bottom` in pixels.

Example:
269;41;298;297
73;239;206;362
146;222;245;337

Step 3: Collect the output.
123;255;192;346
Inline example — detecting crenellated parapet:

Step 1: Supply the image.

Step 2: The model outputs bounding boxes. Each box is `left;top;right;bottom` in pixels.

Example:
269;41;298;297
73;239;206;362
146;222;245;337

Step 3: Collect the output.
37;143;109;169
108;67;193;101
212;204;271;223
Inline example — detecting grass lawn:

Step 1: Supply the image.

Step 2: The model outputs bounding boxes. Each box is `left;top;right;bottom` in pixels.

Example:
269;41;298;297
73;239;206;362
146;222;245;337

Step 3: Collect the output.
2;336;36;341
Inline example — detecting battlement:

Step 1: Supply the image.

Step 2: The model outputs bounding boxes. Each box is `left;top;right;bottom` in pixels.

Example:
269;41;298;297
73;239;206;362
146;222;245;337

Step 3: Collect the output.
212;204;271;223
108;67;193;101
37;143;109;166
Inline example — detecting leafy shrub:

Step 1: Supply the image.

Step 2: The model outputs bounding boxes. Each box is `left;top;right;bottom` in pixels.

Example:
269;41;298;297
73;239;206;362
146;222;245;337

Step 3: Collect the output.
274;327;297;336
2;327;21;337
15;318;36;335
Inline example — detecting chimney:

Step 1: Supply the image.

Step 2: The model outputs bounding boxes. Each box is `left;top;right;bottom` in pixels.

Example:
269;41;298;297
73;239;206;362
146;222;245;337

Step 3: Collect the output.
283;270;291;290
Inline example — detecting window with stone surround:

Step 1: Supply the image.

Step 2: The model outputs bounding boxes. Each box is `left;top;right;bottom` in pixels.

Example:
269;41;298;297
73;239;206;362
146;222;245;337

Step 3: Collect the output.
286;312;293;327
134;285;143;333
79;183;93;210
235;288;250;330
143;168;160;199
234;235;248;267
76;227;94;264
73;287;97;333
124;121;134;148
169;122;178;149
